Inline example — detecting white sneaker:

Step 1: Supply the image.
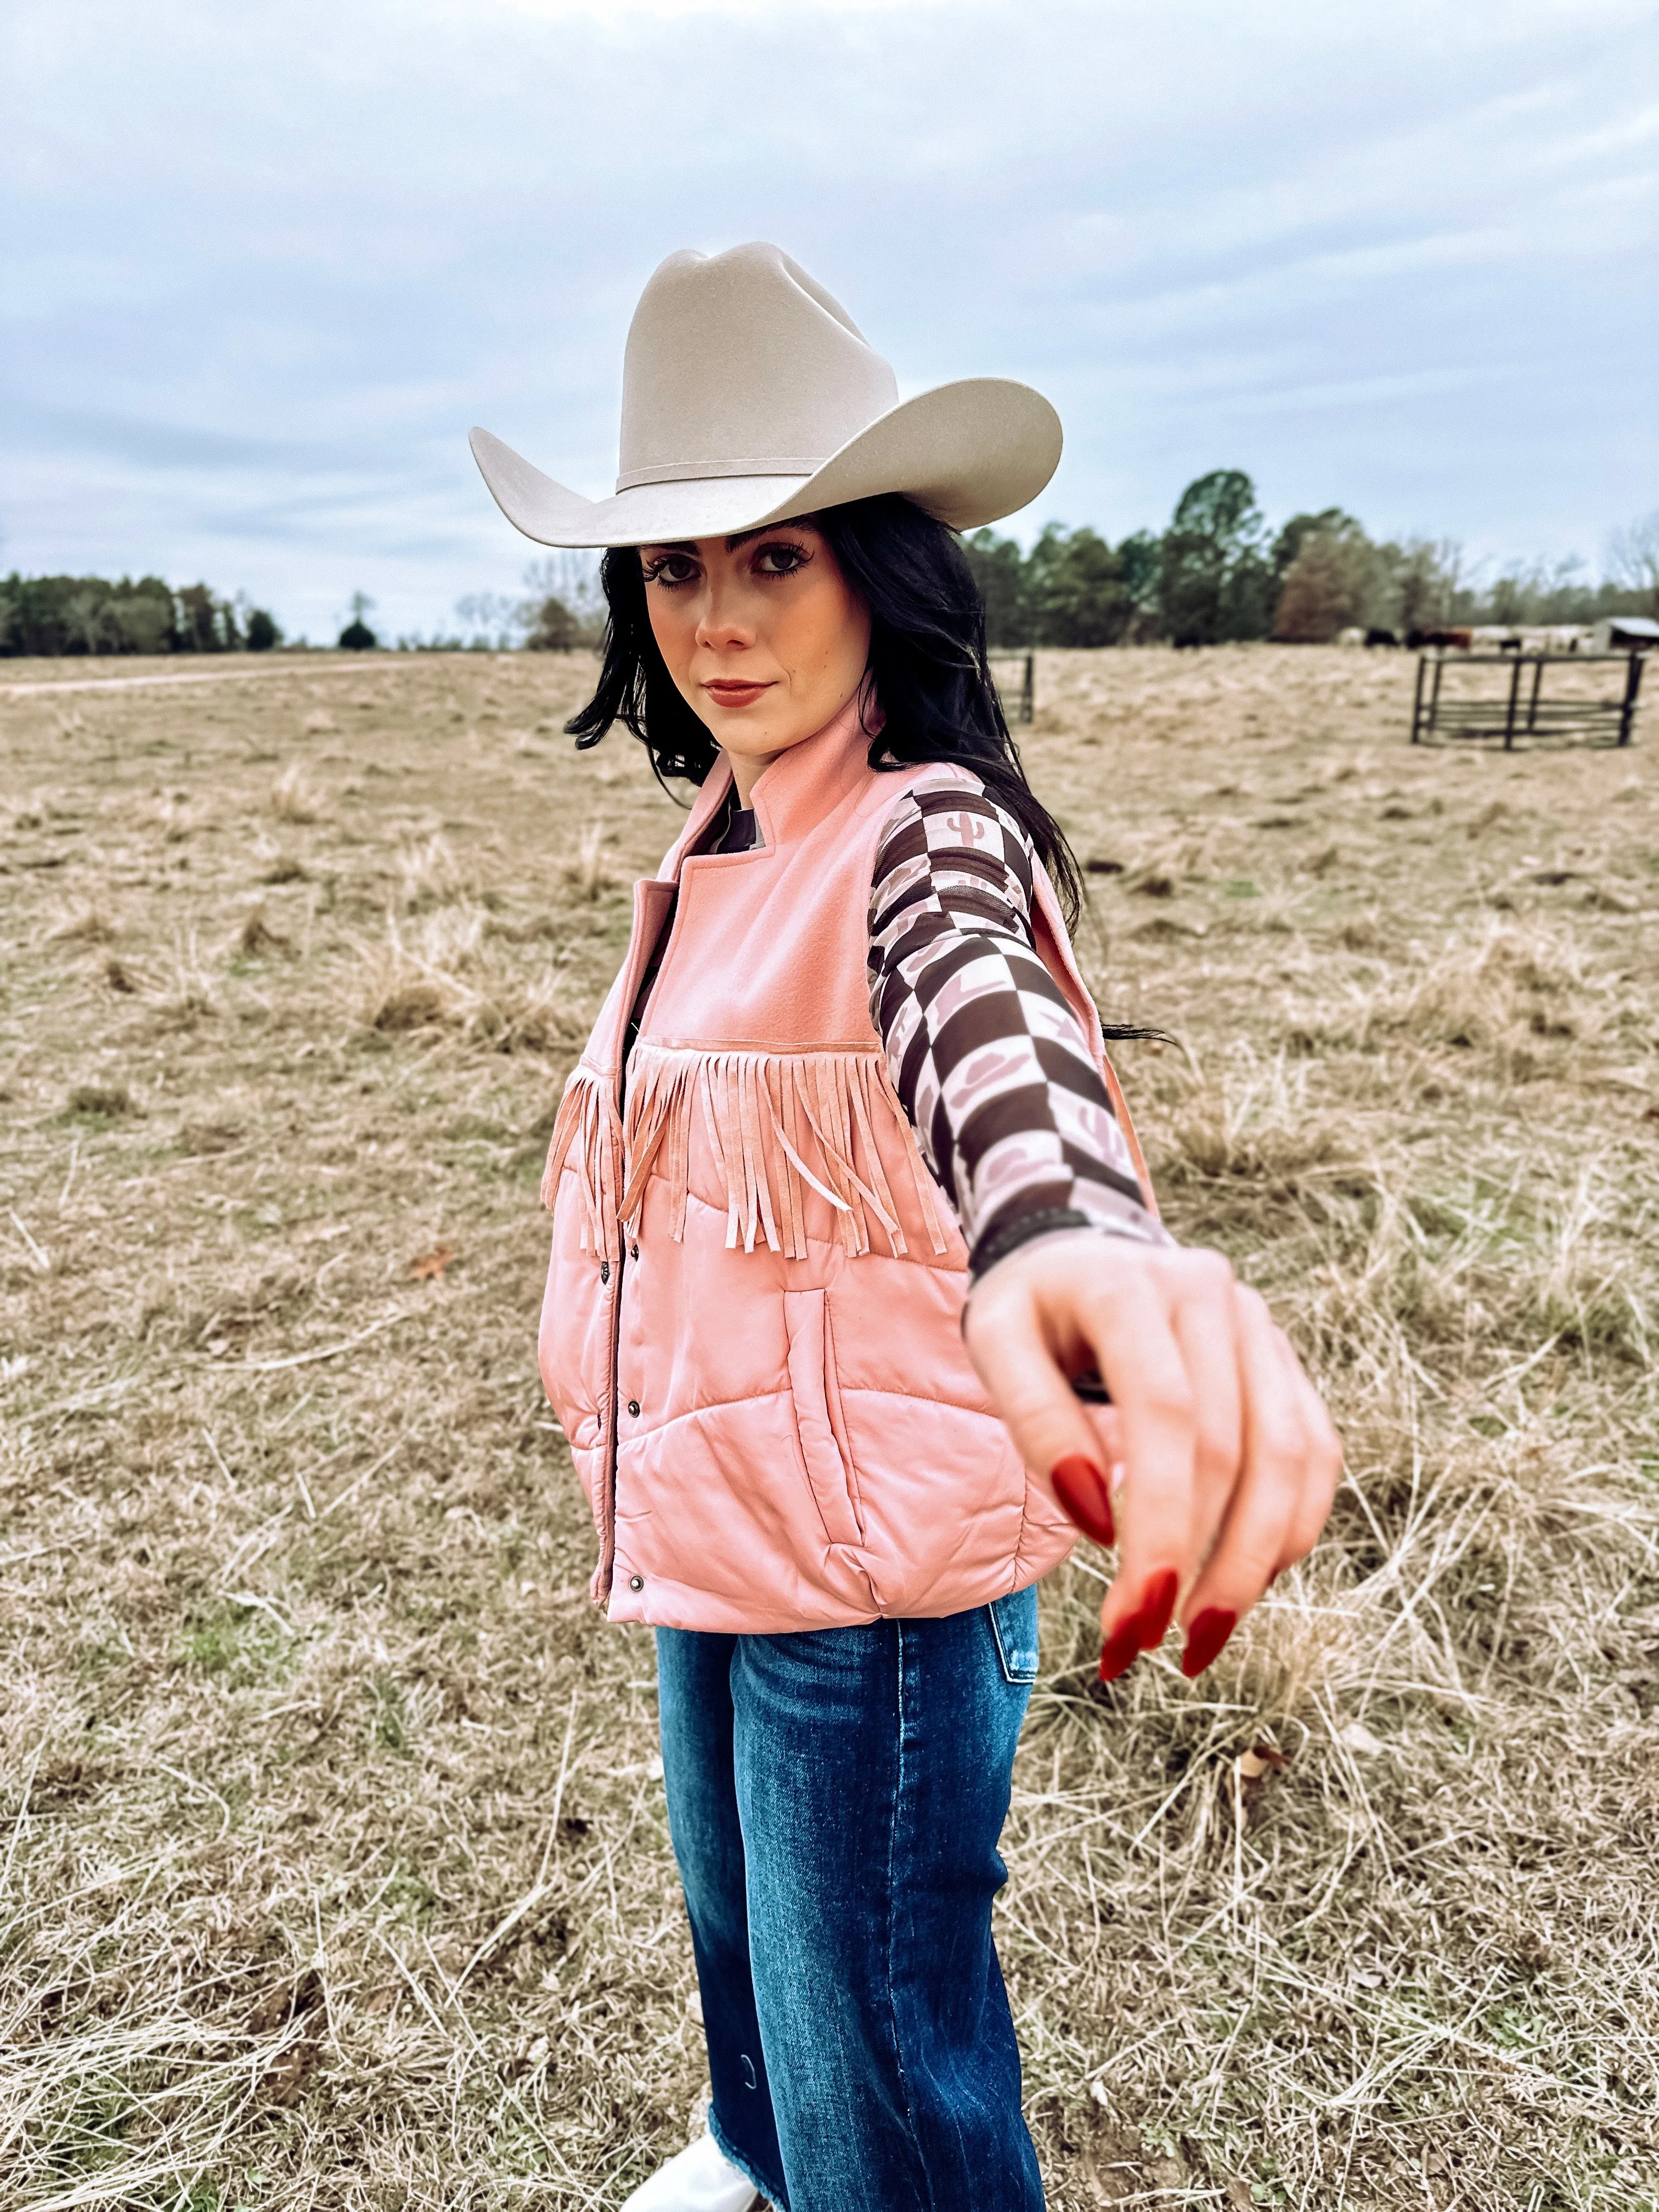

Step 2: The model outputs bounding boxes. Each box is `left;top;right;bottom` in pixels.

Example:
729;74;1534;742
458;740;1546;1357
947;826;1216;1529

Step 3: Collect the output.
619;2123;764;2211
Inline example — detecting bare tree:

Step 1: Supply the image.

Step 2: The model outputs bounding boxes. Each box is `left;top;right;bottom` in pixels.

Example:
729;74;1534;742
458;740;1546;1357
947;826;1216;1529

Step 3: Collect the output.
1272;528;1384;641
1606;511;1659;616
1383;538;1466;635
519;554;603;650
454;591;521;649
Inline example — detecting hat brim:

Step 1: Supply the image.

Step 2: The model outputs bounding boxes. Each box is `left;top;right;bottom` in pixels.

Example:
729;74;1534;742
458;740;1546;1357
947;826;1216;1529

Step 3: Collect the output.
469;379;1061;549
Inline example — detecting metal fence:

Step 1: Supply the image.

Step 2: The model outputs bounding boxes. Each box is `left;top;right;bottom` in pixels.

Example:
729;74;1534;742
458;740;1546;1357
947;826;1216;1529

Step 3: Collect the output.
988;651;1035;724
1410;650;1646;749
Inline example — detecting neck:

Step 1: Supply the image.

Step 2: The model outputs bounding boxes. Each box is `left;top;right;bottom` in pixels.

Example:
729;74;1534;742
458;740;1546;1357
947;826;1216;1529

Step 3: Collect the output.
723;748;773;809
720;684;873;810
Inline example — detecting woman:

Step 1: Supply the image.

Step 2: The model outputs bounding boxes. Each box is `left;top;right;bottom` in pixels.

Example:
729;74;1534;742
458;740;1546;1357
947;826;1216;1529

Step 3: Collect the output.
471;244;1341;2212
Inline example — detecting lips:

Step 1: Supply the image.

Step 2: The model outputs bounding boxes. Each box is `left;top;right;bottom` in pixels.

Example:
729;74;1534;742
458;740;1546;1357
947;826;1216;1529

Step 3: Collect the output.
703;680;772;707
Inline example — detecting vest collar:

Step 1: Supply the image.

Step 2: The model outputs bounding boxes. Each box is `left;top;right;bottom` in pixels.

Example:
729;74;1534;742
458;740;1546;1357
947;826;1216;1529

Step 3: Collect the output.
749;689;874;847
667;690;875;871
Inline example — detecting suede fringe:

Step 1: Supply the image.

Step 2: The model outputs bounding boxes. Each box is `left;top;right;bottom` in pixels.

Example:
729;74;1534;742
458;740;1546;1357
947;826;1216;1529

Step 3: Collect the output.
543;1047;949;1262
540;1064;624;1265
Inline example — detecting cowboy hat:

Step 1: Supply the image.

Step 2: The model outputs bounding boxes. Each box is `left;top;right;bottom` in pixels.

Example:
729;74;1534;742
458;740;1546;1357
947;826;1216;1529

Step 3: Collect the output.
469;242;1062;549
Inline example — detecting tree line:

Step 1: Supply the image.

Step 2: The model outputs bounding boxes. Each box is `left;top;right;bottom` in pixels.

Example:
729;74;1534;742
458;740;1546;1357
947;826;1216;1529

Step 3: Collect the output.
5;487;1655;657
961;474;1659;649
0;572;286;657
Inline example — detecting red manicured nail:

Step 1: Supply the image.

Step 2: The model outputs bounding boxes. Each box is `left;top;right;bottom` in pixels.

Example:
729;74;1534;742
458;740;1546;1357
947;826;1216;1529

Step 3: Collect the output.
1181;1606;1237;1679
1099;1567;1181;1682
1137;1568;1179;1652
1098;1619;1141;1681
1052;1455;1114;1546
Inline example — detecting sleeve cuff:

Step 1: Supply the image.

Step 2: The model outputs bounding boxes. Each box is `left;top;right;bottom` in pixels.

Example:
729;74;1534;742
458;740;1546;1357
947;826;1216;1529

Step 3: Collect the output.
967;1205;1098;1280
968;1204;1169;1284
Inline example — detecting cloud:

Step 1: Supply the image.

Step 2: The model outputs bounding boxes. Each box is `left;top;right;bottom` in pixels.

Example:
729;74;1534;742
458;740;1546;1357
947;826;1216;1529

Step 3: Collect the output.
491;0;954;16
1;0;1654;633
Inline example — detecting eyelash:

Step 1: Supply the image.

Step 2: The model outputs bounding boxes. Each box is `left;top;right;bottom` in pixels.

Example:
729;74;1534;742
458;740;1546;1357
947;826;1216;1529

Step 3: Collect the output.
640;555;693;588
642;540;812;590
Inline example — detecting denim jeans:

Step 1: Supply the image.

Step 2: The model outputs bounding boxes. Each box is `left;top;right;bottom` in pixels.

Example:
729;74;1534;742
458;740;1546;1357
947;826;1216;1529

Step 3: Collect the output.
654;1590;1044;2212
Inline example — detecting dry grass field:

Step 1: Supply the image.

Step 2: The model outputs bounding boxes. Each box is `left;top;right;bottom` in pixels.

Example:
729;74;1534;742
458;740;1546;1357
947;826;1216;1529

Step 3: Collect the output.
2;644;1656;2211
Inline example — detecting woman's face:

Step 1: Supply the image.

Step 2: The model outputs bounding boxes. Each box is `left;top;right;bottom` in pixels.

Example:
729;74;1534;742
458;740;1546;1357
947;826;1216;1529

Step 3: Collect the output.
638;520;872;800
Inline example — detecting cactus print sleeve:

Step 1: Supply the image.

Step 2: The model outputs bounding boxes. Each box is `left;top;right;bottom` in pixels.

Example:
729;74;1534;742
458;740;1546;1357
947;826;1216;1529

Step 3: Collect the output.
867;779;1168;1279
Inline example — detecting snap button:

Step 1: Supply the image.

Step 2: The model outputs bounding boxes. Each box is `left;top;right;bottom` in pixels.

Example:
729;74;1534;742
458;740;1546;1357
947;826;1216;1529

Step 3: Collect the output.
599;1260;610;1284
627;1399;640;1417
628;1574;644;1592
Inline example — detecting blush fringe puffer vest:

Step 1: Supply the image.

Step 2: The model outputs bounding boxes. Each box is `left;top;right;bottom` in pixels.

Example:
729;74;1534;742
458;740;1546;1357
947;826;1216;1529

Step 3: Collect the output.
538;697;1152;1633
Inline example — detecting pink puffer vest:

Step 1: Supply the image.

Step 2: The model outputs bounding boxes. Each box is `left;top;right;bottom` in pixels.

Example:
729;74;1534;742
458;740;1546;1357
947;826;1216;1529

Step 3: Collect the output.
537;698;1149;1633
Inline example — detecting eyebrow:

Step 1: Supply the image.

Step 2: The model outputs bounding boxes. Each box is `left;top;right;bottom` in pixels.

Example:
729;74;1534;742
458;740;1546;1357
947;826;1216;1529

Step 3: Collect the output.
645;521;817;555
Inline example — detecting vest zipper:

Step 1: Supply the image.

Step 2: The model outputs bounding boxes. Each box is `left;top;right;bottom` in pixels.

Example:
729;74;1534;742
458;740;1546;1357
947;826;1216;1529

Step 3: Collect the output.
600;1244;625;1602
596;873;674;1607
591;827;737;1605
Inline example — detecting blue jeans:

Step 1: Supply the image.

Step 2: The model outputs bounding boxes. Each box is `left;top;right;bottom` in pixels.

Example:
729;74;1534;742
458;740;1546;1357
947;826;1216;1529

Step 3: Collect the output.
654;1591;1044;2212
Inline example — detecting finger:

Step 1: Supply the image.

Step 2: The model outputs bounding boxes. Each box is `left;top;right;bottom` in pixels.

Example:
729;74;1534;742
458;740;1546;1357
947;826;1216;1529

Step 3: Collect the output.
967;1254;1200;1667
1272;1333;1344;1571
1077;1279;1203;1674
963;1273;1125;1544
1088;1402;1126;1474
1167;1248;1245;1571
1052;1403;1127;1545
1176;1288;1307;1676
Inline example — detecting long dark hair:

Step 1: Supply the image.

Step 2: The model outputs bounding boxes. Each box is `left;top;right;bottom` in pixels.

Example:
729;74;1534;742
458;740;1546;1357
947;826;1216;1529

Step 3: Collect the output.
565;492;1085;928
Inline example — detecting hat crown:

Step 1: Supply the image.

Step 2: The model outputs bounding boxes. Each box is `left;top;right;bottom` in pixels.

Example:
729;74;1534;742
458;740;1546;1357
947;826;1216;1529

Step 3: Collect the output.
616;242;901;495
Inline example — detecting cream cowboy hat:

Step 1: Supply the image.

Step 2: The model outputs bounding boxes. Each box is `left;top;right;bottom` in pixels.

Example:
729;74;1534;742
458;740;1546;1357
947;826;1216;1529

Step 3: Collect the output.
469;241;1062;549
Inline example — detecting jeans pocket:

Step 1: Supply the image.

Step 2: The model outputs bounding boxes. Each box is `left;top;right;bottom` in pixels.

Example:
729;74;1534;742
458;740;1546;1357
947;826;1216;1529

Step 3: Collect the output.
987;1585;1040;1684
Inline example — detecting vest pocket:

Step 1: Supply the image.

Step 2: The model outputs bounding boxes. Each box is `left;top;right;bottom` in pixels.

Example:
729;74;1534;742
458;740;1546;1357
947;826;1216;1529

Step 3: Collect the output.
782;1288;865;1551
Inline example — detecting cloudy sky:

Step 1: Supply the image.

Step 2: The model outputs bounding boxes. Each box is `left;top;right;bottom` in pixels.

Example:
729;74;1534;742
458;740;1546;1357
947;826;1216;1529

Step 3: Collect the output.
2;0;1654;641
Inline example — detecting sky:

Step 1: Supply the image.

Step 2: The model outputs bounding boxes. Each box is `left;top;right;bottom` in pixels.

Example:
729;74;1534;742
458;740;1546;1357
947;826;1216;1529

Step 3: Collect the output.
1;0;1655;642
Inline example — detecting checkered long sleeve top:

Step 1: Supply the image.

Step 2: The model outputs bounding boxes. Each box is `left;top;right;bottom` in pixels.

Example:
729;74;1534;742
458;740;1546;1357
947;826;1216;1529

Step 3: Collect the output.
867;776;1166;1278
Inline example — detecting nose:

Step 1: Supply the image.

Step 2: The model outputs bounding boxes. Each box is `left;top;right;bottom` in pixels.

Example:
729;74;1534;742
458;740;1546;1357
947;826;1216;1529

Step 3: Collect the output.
694;571;756;655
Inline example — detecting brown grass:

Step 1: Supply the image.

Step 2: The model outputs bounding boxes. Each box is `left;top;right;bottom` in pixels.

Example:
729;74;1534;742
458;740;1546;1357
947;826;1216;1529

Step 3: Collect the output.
0;646;1655;2209
269;762;319;824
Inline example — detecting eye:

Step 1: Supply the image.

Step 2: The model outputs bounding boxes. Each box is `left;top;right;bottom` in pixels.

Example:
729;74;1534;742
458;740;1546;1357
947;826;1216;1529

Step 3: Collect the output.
753;539;812;577
642;552;699;590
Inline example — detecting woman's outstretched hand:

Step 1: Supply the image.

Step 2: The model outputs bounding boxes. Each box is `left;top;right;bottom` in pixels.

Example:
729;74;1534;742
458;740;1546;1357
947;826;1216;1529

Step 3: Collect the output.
962;1233;1342;1680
